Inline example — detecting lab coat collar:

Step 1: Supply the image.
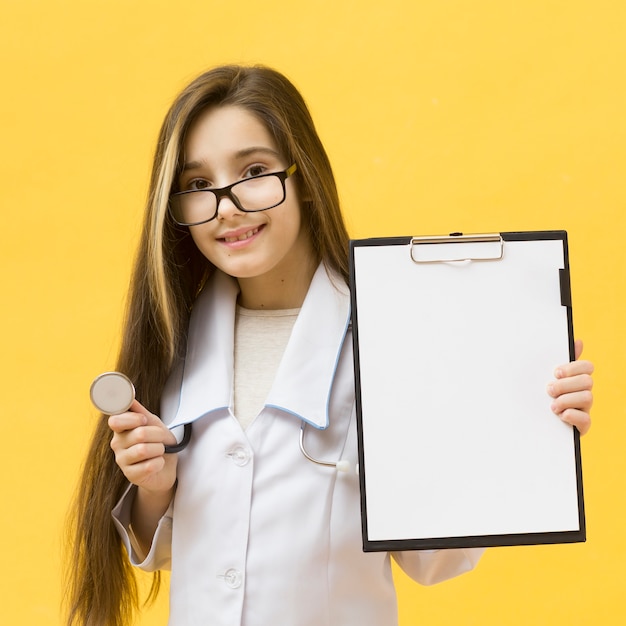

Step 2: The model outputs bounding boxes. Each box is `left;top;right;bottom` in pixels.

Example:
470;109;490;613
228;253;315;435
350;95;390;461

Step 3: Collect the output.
168;264;351;430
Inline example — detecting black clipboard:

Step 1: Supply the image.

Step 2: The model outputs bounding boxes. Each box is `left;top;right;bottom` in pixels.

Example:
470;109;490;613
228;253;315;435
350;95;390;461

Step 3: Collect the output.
349;231;585;551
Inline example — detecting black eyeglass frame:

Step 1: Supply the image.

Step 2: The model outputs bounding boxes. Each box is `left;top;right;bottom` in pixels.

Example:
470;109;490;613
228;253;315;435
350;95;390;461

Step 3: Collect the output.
169;163;298;226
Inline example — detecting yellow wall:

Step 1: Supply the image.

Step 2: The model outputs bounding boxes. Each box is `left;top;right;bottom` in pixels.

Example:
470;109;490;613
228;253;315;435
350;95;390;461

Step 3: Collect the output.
1;1;623;624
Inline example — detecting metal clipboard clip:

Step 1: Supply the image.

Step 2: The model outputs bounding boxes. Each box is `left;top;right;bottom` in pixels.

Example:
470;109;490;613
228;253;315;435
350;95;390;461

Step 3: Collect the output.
410;233;504;264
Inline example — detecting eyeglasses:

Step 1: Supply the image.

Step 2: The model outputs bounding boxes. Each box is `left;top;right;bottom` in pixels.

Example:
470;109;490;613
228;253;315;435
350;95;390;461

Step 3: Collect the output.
169;164;297;226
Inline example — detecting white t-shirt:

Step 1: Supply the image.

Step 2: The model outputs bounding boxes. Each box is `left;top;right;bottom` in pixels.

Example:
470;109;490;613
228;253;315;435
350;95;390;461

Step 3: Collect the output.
233;306;300;429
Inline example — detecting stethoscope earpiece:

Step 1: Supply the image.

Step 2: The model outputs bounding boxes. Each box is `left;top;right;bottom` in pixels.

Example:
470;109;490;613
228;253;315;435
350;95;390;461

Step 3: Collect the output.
335;459;351;473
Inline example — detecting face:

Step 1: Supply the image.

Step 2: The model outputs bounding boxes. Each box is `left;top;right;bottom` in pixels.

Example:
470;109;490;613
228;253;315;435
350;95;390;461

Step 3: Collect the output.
179;105;315;307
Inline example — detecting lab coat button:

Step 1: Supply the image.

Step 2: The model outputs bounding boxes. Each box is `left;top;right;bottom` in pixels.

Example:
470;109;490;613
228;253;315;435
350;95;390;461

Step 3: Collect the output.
221;568;242;589
228;446;251;466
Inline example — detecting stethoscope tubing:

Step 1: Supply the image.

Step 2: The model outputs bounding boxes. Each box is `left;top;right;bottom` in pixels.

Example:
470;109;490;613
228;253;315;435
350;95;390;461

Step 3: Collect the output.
164;421;345;471
299;422;338;468
164;423;192;454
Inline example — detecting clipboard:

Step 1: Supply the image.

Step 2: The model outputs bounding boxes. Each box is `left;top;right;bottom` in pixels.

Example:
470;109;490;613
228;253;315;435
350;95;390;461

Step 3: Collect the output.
349;231;585;551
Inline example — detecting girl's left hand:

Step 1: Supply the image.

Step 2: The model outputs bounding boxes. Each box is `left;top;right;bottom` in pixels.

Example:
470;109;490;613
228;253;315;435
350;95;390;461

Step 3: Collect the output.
547;339;594;435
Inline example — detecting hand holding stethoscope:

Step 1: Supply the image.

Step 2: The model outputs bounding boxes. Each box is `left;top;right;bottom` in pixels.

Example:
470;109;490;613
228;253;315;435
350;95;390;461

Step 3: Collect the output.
90;372;191;454
91;372;353;472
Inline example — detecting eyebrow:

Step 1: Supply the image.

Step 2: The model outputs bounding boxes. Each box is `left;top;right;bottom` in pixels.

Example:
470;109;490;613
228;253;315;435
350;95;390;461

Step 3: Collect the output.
181;146;282;173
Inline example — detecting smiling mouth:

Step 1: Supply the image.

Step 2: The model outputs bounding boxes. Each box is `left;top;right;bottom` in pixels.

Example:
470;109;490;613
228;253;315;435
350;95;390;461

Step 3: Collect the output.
221;226;262;243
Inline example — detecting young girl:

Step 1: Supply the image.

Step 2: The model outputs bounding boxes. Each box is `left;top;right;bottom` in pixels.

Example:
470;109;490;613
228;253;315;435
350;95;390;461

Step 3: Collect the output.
66;65;594;626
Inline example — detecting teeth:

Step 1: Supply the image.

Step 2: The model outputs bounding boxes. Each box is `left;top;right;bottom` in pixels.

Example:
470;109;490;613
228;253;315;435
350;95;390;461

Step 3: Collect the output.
224;227;259;243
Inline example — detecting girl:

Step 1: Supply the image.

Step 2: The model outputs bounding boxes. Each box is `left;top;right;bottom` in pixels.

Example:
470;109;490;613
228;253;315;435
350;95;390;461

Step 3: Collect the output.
66;65;594;626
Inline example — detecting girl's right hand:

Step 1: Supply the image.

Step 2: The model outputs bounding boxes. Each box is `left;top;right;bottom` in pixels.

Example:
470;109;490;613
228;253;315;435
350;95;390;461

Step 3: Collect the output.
108;399;179;494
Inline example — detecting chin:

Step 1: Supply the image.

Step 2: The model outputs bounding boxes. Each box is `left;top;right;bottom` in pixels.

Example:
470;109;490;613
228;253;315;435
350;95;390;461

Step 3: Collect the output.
215;261;270;280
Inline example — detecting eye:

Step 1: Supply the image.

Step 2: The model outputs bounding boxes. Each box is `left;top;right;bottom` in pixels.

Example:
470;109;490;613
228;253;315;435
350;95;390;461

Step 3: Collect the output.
244;164;268;179
188;178;211;191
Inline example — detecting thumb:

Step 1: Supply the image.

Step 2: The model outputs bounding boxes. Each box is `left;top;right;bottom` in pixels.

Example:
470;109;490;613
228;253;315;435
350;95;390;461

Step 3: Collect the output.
128;399;178;446
127;398;159;421
574;339;584;361
127;399;169;431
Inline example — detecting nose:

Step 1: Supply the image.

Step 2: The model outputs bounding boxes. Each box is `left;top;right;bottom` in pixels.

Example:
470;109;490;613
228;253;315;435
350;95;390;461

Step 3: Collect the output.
215;192;244;221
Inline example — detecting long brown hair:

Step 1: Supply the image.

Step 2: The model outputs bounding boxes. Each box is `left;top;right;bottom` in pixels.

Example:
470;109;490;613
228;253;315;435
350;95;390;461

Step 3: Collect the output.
65;65;350;625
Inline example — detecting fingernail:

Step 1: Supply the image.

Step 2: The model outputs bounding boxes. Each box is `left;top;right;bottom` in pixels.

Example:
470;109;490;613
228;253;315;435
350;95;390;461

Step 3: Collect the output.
547;383;555;396
555;368;563;379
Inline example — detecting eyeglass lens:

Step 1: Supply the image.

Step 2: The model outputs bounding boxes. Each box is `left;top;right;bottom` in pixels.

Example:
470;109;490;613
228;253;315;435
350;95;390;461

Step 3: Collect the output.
172;174;286;225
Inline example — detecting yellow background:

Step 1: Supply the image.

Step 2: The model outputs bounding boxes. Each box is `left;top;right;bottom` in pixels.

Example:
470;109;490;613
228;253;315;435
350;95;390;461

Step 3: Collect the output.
1;1;624;624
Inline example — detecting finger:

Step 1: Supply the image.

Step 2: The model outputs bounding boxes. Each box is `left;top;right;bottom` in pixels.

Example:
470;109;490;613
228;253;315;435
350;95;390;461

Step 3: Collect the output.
120;455;168;485
115;441;168;466
554;359;594;379
110;424;172;453
107;400;153;432
108;411;148;433
574;339;583;361
551;389;593;415
556;407;591;436
547;372;593;398
127;399;161;421
127;400;177;437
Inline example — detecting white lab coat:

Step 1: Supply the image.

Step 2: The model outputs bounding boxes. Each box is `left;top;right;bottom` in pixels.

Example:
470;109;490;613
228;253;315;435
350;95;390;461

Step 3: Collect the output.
113;264;483;626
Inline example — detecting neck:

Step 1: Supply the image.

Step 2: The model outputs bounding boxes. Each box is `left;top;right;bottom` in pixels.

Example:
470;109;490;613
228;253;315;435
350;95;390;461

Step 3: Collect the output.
237;256;318;310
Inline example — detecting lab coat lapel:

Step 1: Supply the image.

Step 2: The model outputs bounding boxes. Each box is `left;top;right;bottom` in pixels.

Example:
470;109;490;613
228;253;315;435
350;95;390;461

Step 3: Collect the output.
167;270;238;429
166;264;351;431
266;264;351;429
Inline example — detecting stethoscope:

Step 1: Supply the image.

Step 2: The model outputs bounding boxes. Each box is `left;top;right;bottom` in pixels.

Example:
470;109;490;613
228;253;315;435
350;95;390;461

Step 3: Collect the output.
90;372;190;454
91;371;353;471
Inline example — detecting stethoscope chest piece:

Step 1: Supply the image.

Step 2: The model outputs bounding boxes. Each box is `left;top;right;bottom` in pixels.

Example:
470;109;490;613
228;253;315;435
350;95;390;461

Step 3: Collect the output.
90;372;135;415
89;371;191;454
